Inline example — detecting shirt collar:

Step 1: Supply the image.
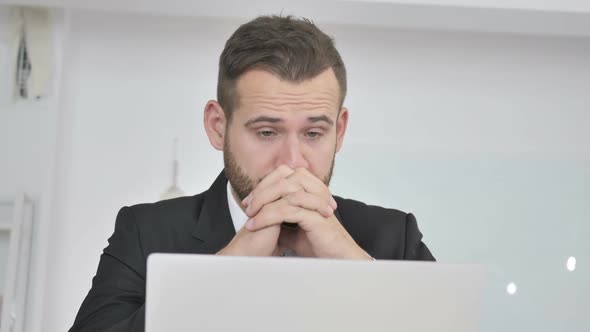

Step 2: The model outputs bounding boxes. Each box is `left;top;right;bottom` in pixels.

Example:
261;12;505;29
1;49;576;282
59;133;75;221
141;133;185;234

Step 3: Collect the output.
226;182;248;232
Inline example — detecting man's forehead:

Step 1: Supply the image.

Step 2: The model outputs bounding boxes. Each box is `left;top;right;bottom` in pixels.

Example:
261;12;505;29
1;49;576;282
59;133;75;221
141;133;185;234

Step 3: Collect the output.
235;69;341;101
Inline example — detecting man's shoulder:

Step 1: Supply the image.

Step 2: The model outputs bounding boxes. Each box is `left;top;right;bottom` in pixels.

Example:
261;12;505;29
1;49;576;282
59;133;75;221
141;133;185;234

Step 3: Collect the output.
333;195;419;259
130;194;204;215
109;192;210;255
120;191;207;230
333;195;408;223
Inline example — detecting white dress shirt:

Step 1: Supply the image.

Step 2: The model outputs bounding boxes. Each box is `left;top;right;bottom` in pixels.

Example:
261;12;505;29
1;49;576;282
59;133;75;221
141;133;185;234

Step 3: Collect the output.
226;182;248;232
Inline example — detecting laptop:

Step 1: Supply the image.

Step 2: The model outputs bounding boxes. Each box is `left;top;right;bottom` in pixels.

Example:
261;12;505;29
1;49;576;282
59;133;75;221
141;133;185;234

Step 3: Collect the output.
146;253;486;332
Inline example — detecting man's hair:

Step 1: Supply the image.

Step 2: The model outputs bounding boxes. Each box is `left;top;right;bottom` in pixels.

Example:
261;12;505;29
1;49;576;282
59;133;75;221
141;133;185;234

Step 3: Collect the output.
217;15;347;121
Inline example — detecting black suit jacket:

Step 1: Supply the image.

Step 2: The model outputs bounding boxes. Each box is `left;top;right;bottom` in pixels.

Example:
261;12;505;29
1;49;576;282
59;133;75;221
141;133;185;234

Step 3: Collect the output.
69;170;435;332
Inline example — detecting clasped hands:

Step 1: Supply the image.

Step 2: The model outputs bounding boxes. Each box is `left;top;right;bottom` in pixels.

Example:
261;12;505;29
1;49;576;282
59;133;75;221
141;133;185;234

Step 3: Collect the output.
218;165;371;260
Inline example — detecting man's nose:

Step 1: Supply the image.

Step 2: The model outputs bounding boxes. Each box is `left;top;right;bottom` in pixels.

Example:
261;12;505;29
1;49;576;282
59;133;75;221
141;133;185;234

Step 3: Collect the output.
277;136;309;169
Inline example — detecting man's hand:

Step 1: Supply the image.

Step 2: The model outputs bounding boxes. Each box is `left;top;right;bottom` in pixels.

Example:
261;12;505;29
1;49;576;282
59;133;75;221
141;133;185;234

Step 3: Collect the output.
242;167;372;260
217;166;295;256
217;225;282;257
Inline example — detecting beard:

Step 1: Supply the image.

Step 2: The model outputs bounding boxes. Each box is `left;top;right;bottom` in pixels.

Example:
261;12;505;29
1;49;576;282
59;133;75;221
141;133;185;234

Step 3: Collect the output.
223;135;335;201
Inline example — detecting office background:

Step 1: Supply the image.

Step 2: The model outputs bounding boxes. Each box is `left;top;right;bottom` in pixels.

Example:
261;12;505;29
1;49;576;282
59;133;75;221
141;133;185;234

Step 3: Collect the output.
0;1;588;331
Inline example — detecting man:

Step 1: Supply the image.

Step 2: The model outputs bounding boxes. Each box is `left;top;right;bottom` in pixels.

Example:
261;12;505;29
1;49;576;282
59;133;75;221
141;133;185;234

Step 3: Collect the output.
70;15;434;332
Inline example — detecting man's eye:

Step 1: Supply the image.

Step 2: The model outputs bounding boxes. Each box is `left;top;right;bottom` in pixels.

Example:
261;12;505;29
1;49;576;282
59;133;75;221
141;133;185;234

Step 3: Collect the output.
258;131;276;137
306;131;322;139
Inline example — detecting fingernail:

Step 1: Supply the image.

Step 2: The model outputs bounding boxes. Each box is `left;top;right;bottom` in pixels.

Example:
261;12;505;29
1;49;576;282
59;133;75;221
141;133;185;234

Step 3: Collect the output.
331;197;337;208
242;195;251;206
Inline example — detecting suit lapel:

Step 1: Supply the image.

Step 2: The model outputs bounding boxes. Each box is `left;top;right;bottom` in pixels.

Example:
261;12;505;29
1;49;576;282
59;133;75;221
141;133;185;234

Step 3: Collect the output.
191;170;236;253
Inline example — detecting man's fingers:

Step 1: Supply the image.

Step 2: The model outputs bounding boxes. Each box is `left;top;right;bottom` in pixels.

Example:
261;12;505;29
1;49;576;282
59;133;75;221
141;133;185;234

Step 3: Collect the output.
285;190;334;218
246;191;334;230
244;178;302;217
288;168;337;209
241;166;337;221
247;186;333;219
245;200;325;231
241;165;294;206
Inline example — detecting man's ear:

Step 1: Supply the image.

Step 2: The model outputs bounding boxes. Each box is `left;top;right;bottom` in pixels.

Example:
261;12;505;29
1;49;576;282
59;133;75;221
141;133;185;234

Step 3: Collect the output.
204;100;227;151
335;107;349;153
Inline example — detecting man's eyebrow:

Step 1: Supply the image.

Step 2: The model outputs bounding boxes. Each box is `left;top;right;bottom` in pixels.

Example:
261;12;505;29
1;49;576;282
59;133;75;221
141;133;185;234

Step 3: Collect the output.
244;115;334;127
244;116;283;127
307;115;334;126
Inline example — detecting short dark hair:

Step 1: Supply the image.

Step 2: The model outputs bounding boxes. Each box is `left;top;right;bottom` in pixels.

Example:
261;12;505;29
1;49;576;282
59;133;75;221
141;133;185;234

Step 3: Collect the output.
217;15;347;121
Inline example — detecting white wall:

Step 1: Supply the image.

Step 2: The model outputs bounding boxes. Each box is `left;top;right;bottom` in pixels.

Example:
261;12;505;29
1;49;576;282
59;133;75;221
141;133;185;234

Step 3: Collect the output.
0;6;56;196
1;7;588;332
0;6;66;332
42;11;236;332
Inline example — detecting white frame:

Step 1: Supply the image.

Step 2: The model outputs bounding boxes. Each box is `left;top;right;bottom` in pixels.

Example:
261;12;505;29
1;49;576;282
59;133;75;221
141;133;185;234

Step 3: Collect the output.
0;194;34;332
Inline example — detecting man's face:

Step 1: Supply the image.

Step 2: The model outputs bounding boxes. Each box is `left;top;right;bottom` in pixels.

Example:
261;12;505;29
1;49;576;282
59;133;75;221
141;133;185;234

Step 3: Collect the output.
223;69;347;200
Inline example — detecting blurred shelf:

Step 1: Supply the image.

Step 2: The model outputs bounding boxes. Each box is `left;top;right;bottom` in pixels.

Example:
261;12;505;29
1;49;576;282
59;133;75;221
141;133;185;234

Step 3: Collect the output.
1;0;590;37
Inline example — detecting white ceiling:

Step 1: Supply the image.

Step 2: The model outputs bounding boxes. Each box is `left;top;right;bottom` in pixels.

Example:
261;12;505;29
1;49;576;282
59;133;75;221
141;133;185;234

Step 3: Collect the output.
1;0;590;37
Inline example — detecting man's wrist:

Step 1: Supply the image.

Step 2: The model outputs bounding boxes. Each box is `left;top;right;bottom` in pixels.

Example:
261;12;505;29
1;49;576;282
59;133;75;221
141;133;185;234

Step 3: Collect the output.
216;245;236;256
346;246;373;260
